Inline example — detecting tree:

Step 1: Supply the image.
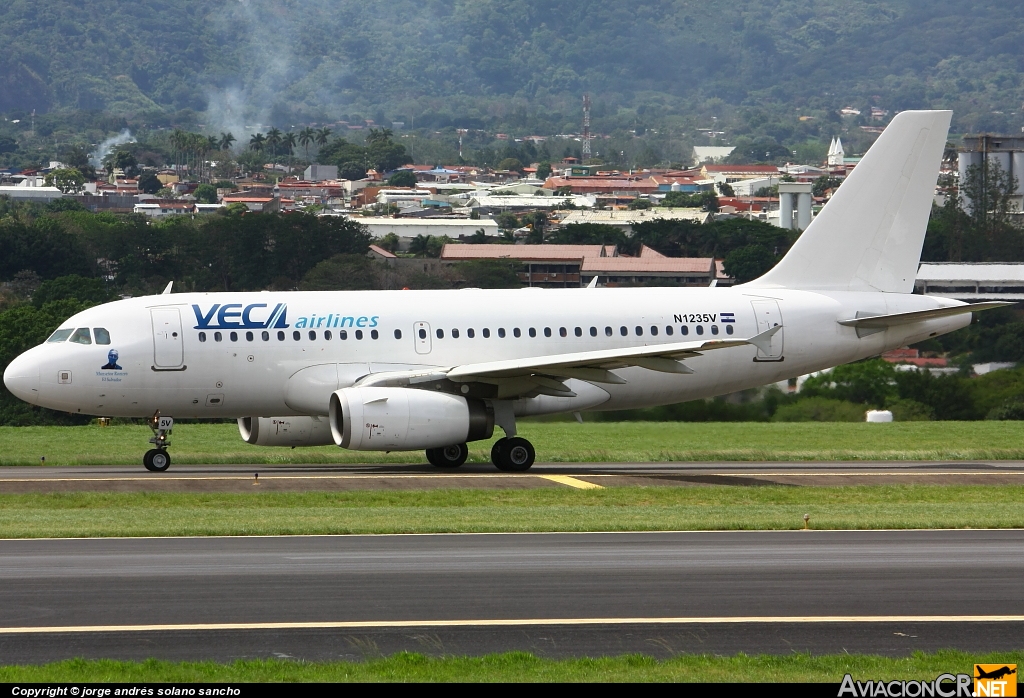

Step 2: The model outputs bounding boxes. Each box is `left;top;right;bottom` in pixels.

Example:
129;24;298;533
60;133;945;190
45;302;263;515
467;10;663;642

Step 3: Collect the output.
495;211;520;232
249;133;266;153
498;157;523;173
103;150;139;178
298;128;315;160
299;254;379;291
339;161;367;180
266;128;282;159
661;190;719;212
282;132;297;173
723;244;775;283
387;170;417;188
716;182;735;197
194;183;218;204
43;168;85;194
375;233;400;252
315;127;332;148
137;172;162;194
455;260;521;288
536;162;552;179
219;132;235;151
628;198;651;210
32;275;114;308
812;175;843;197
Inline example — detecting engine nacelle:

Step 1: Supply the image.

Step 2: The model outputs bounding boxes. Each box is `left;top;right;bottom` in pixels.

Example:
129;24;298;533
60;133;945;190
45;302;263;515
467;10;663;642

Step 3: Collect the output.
238;416;335;447
329;387;493;451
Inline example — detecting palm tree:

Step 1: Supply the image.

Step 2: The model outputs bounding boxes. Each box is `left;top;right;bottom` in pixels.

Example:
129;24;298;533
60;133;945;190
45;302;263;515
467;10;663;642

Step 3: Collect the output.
220;132;235;151
249;133;266;153
283;132;298;174
298;127;315;161
315;127;332;149
266;127;283;161
170;129;187;174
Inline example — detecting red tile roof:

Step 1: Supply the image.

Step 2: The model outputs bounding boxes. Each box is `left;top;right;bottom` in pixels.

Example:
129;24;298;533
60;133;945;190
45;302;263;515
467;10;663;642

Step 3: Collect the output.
441;244;608;261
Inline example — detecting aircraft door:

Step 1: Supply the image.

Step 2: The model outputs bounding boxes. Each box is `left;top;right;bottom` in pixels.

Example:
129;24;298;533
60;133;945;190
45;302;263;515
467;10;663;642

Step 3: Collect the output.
750;300;784;361
413;321;432;354
152;308;185;368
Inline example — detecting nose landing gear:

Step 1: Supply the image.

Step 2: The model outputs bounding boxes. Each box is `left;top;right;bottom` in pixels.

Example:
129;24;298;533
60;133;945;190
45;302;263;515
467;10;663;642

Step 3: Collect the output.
144;411;173;472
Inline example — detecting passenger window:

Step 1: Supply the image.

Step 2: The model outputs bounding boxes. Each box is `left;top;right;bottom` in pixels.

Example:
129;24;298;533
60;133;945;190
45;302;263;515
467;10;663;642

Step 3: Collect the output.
308;331;316;341
513;328;522;338
605;326;612;336
229;331;238;342
215;332;223;342
529;328;537;338
418;328;426;339
246;331;254;342
69;328;92;345
650;326;658;336
665;326;674;336
681;326;689;336
590;327;597;337
94;328;111;345
619;326;627;336
544;327;551;338
324;330;332;340
355;330;363;340
47;329;74;343
277;331;285;341
198;332;207;343
696;326;704;335
467;328;475;338
371;329;379;339
452;329;460;339
711;325;719;335
635;326;643;336
498;328;506;338
483;328;491;338
340;330;348;340
262;331;270;341
395;329;403;339
293;331;301;341
574;327;581;337
436;328;444;339
726;325;734;335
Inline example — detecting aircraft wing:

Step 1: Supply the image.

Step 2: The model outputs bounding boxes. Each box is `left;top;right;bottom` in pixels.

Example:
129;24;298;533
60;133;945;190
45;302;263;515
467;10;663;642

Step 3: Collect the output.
837;302;1012;329
355;326;780;398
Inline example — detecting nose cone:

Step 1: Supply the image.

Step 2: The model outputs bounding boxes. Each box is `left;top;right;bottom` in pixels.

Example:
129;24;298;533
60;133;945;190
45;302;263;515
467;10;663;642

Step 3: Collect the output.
3;351;40;404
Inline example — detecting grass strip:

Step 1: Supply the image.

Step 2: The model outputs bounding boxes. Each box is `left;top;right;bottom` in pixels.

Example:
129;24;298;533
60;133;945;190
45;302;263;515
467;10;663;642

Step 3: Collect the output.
1;485;1022;538
2;650;1022;682
3;422;1024;467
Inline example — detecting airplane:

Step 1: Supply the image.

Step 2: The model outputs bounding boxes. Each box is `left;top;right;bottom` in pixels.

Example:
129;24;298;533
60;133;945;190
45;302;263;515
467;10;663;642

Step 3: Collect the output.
3;110;1009;472
976;666;1017;681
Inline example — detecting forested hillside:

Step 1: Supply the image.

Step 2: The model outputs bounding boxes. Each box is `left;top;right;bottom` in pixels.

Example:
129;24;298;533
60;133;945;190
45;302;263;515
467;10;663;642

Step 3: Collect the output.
2;0;1023;135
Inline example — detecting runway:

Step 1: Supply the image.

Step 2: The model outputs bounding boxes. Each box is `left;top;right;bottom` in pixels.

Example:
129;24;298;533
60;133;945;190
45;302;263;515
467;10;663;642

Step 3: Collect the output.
1;530;1022;662
3;460;1024;492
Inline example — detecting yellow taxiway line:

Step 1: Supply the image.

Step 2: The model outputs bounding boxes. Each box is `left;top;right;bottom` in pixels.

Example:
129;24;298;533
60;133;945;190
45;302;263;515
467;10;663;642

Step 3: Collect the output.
1;616;1023;634
536;474;604;489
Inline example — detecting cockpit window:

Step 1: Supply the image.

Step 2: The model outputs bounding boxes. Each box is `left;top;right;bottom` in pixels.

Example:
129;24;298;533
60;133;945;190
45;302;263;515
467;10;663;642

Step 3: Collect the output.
69;328;92;345
47;329;74;343
94;328;111;345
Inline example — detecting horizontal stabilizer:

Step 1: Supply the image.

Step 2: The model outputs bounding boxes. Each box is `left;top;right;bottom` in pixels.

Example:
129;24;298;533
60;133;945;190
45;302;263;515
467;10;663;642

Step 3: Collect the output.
838;302;1012;329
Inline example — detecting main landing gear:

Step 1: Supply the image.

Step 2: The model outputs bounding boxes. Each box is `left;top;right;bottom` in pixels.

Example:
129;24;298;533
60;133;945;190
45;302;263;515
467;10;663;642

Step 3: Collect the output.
426;443;469;468
424;437;536;471
143;411;172;472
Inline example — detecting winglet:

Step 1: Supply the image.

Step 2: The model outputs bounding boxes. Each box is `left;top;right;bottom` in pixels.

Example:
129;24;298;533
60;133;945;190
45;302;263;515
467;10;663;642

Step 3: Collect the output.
586;276;598;289
161;281;173;295
747;325;782;354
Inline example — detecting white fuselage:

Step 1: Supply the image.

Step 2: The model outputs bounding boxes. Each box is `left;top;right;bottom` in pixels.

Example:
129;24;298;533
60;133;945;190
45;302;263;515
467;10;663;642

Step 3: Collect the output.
5;286;968;424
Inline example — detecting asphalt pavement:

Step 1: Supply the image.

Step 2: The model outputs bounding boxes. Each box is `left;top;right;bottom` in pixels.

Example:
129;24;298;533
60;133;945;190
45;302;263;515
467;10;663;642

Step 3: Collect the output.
1;530;1022;662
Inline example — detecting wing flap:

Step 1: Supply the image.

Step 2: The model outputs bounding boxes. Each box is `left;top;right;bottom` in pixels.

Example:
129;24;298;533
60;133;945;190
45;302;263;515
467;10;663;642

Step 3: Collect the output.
837;302;1012;329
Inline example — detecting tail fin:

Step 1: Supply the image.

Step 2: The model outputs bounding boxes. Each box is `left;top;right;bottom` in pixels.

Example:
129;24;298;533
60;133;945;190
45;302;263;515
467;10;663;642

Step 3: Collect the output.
748;110;952;293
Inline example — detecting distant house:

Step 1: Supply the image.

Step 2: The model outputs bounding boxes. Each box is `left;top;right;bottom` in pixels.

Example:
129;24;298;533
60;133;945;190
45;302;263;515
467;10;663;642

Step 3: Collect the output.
134;201;194;217
304;164;338;182
220;195;280;213
558;208;711;232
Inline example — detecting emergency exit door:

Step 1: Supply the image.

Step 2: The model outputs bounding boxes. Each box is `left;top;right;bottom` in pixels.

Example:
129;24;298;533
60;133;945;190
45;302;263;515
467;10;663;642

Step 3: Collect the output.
413;321;432;354
152;308;185;368
750;300;784;361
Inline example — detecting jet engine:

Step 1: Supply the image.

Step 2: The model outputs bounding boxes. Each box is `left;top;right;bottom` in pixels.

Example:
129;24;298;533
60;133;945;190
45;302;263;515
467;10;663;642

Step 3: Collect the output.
238;416;335;447
329;387;493;451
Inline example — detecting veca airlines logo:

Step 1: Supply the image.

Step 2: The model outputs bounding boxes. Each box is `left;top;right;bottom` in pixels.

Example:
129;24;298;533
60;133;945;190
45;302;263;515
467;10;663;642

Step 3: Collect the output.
192;303;289;330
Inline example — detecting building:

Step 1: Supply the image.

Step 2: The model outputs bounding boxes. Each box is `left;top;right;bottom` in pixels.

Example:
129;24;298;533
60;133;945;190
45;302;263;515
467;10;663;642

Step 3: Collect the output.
0;185;64;203
439;243;730;288
350;218;500;250
692;146;735;163
958;135;1024;215
541;175;661;197
303;164;339;182
700;164;780;184
558;208;711;232
134;201;195;217
465;194;593;213
916;262;1024;301
220;195;280;213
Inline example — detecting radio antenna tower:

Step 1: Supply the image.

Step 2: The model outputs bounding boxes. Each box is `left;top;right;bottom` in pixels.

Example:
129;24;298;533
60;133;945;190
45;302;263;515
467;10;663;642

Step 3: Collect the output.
582;94;592;161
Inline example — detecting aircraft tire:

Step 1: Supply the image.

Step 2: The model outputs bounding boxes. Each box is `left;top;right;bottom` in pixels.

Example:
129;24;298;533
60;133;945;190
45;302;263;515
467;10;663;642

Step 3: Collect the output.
490;438;507;467
428;443;468;469
144;449;171;472
493;437;535;472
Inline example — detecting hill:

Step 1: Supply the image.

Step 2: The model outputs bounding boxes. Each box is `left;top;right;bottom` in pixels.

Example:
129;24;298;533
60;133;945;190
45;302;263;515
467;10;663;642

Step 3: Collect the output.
1;1;1023;135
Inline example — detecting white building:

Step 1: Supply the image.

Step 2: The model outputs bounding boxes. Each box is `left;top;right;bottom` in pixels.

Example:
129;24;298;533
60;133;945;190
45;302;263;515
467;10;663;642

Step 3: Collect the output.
350;217;500;250
916;263;1024;301
558;208;711;232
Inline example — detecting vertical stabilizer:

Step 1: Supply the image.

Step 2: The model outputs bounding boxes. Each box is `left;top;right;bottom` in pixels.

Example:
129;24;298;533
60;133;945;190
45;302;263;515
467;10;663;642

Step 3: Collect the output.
748;110;951;293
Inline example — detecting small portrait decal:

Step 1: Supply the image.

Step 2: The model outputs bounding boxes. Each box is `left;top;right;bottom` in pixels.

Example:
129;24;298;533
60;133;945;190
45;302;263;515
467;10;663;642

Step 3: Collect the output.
101;349;122;370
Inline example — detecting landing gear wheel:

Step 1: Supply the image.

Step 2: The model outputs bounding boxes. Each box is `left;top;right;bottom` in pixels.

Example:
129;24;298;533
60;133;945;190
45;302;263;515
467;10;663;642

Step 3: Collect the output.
490;438;507;467
143;449;171;472
427;443;468;468
493;437;535;472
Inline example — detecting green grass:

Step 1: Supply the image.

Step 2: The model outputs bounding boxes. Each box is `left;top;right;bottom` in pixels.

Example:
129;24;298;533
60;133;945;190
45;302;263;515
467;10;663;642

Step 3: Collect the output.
1;486;1022;538
3;421;1024;466
2;650;1020;682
